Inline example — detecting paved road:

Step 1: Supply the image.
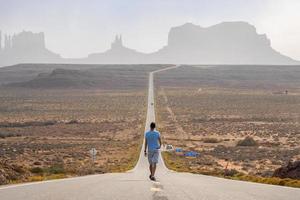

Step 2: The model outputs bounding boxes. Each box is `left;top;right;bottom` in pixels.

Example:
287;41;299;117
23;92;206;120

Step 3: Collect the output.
1;66;300;200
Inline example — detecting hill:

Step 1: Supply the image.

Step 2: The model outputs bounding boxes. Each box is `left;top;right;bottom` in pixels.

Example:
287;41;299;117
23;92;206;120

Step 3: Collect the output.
10;68;96;88
3;64;167;89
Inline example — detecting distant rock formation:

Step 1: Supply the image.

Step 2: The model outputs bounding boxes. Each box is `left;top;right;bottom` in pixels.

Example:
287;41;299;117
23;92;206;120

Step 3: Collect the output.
84;22;299;65
151;22;297;64
0;22;299;66
111;35;123;49
273;161;300;179
86;34;147;64
0;31;61;66
0;31;2;51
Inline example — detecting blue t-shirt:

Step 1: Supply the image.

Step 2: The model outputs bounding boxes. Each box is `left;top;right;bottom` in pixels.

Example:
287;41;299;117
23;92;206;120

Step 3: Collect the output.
145;130;160;151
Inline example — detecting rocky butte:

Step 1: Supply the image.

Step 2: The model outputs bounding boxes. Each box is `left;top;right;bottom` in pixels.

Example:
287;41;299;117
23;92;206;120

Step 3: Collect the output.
151;22;297;64
0;31;60;66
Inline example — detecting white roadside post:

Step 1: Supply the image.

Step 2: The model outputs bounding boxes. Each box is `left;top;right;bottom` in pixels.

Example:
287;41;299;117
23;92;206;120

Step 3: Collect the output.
89;148;97;164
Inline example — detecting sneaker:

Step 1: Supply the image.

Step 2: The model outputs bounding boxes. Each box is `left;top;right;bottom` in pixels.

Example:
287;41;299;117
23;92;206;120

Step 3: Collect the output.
149;175;152;180
150;176;156;181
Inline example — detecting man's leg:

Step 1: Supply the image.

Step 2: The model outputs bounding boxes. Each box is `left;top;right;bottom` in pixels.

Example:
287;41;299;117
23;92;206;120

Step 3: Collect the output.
149;164;153;176
148;151;153;177
152;163;157;177
152;150;159;178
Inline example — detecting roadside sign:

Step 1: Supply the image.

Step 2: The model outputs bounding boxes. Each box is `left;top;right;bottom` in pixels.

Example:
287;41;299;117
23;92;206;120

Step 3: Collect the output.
89;148;97;163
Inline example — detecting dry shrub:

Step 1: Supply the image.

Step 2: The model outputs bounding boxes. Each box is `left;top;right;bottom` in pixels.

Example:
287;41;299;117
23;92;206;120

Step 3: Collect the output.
237;136;257;146
0;132;21;138
224;169;239;177
233;175;300;188
202;137;220;143
30;167;44;174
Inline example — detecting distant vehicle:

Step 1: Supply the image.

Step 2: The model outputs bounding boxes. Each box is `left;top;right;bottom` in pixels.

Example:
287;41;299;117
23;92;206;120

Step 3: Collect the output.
184;151;198;157
175;148;183;153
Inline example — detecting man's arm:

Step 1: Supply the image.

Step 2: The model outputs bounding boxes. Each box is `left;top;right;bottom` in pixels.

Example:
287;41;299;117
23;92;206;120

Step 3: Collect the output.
158;135;162;149
144;138;148;156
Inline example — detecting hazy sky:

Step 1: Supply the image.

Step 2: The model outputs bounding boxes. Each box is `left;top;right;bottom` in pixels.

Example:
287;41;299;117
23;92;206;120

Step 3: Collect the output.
1;0;299;60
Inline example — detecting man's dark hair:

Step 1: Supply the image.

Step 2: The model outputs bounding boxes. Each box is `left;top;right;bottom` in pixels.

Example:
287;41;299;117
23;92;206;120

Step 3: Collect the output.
150;122;156;129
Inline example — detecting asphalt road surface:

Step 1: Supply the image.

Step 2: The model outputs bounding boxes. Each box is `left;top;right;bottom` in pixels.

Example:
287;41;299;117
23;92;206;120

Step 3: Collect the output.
1;66;300;200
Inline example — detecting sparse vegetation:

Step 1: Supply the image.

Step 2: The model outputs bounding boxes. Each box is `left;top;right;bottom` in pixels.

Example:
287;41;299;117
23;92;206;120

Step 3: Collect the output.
0;84;147;185
47;164;65;174
157;65;300;188
30;167;44;174
230;174;300;188
162;152;300;188
0;132;21;138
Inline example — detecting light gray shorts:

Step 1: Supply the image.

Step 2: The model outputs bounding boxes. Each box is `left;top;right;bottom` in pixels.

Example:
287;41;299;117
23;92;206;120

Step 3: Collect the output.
148;150;159;164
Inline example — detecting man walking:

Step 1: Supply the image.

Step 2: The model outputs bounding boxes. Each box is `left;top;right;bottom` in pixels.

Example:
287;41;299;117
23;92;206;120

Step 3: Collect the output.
144;122;161;181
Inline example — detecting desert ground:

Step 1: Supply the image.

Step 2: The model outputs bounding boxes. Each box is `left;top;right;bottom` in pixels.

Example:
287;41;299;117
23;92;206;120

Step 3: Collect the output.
0;64;168;185
1;64;299;187
156;65;300;186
